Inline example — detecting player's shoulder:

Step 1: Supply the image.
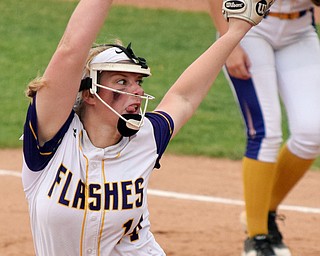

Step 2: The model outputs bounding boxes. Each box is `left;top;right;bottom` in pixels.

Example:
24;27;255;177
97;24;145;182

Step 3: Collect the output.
146;111;174;132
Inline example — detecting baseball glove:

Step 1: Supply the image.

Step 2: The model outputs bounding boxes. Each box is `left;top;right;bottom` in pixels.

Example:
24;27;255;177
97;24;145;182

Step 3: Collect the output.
222;0;275;25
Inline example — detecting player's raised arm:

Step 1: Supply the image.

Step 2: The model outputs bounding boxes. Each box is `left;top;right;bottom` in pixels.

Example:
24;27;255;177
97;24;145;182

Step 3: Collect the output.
208;0;251;79
155;0;274;137
33;0;113;145
208;0;229;36
155;19;250;137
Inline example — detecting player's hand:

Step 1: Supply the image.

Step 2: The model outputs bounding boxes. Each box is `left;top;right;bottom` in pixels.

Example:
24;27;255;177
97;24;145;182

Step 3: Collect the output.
226;44;251;79
222;0;275;25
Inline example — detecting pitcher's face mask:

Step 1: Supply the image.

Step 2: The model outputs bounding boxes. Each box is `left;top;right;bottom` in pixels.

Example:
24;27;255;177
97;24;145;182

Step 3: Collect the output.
79;43;155;137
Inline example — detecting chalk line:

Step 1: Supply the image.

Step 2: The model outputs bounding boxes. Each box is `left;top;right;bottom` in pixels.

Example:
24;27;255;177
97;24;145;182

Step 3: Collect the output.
1;169;320;214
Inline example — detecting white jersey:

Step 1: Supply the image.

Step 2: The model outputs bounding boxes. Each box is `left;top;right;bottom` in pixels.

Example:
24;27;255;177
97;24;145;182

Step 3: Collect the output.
22;97;174;256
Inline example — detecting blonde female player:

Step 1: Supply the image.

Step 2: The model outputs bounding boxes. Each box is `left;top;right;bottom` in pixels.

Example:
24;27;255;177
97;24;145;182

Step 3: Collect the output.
21;0;273;255
209;0;320;255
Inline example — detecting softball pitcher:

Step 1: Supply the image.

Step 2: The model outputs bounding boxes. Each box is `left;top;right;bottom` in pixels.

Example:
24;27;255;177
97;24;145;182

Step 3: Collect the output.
21;0;273;255
209;0;320;255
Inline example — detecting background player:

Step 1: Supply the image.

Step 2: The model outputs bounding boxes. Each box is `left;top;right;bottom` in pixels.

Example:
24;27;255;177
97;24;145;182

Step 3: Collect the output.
208;0;320;255
21;0;273;255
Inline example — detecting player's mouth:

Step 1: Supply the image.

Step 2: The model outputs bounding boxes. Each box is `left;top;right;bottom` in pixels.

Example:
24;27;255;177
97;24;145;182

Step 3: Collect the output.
125;103;140;114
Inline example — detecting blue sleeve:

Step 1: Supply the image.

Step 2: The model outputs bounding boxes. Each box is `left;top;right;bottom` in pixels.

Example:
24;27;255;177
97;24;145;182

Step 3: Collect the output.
145;111;174;169
23;95;75;172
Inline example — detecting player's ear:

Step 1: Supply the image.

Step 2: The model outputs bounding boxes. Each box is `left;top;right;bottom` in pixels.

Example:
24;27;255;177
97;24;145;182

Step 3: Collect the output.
82;90;96;105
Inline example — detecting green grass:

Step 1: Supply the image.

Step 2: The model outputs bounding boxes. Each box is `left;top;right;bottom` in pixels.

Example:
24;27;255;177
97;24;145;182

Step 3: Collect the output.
1;0;320;169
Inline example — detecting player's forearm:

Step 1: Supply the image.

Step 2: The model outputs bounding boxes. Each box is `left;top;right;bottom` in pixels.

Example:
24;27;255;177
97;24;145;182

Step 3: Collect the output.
158;20;251;135
41;0;114;106
37;0;114;145
46;0;113;80
208;0;229;35
173;20;250;95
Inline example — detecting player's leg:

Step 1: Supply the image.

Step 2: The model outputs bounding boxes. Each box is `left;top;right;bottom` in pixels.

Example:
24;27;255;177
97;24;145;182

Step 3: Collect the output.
265;31;320;256
269;146;313;210
224;34;281;256
270;30;320;212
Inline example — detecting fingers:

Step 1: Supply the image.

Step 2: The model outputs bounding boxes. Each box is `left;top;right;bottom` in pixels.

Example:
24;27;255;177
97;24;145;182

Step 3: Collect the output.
225;45;251;80
226;61;251;79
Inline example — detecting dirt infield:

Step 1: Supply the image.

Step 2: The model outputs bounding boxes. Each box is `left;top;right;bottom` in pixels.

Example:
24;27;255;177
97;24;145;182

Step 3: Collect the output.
1;1;320;255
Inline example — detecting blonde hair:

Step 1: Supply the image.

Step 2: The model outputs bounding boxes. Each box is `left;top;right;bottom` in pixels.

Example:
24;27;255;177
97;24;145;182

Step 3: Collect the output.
25;76;47;99
25;39;125;115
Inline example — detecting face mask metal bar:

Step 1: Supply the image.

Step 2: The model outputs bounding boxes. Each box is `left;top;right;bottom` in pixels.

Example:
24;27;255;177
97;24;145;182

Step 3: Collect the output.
91;81;155;129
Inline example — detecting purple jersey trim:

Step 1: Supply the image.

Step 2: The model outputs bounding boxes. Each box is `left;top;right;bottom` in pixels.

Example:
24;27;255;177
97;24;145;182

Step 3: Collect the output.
23;96;74;172
145;111;174;169
23;98;174;172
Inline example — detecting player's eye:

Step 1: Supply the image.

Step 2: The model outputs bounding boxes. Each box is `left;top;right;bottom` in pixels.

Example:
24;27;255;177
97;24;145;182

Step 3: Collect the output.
137;80;143;86
116;78;143;86
117;79;126;85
